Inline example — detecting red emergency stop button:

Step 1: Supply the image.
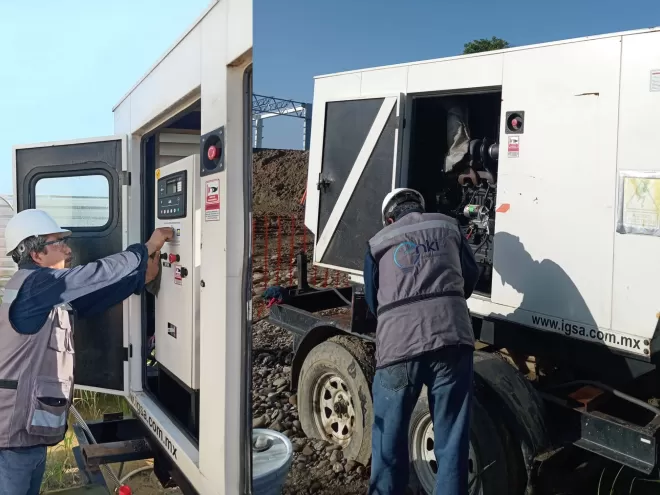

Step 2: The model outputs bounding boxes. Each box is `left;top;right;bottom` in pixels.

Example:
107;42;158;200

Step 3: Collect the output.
207;144;220;161
118;486;132;495
169;253;180;263
506;112;524;133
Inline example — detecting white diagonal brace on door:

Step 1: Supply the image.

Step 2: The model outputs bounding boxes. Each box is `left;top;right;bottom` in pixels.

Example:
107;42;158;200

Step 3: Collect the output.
315;96;397;261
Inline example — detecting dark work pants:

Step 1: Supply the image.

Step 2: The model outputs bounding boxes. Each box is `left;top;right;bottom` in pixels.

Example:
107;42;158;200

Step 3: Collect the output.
368;345;473;495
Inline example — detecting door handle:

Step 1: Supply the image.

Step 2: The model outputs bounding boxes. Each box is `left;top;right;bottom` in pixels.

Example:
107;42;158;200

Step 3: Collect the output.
317;174;331;191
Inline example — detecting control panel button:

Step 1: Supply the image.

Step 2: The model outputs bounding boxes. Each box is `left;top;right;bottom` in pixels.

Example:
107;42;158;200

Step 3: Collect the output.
160;253;168;260
169;253;180;263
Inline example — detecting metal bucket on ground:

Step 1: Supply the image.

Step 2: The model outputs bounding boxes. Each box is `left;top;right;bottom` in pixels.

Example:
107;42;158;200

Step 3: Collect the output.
252;428;294;495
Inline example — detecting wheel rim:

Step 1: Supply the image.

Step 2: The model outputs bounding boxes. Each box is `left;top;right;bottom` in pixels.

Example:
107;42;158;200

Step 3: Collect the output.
312;373;356;446
411;412;478;494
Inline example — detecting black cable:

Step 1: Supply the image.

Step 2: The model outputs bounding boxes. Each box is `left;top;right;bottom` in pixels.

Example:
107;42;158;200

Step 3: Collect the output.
473;237;490;255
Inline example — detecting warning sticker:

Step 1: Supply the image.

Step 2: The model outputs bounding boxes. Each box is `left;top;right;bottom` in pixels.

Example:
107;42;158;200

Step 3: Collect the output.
616;171;660;237
205;180;220;222
651;70;660;92
508;136;520;158
174;265;182;285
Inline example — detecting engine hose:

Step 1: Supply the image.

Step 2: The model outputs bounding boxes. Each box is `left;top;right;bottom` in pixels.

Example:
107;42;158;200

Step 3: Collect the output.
69;404;124;491
543;380;660;417
119;465;154;485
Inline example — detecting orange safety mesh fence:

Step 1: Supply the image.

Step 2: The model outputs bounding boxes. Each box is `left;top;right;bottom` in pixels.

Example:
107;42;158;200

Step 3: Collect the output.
251;213;351;320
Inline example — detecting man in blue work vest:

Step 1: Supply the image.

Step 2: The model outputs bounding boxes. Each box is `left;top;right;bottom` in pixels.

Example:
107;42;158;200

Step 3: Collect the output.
364;188;479;495
0;208;171;495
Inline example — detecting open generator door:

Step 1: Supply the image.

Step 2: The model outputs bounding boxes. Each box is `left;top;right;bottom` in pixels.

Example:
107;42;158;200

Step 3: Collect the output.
314;94;405;272
13;136;129;395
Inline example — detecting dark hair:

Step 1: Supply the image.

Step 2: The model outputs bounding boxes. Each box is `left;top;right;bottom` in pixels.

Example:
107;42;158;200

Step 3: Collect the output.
9;235;48;267
386;200;425;224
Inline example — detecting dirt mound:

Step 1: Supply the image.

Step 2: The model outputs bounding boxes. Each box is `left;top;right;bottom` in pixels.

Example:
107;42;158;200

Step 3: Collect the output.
253;149;308;215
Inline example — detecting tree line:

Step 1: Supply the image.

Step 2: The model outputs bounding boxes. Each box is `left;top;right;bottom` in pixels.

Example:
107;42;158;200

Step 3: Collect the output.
463;37;509;54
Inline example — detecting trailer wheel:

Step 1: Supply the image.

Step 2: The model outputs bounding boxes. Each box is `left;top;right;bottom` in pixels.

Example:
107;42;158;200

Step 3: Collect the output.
297;335;374;465
292;334;302;353
408;392;510;495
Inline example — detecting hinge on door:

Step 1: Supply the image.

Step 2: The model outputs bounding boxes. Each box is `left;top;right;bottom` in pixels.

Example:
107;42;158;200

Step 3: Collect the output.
119;171;131;186
402;118;406;129
122;345;132;361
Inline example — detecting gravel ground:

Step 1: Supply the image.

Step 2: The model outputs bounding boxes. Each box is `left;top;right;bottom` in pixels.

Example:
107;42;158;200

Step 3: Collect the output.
251;145;366;493
252;320;370;495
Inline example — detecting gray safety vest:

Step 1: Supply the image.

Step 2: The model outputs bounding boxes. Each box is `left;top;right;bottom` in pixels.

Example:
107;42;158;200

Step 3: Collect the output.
368;212;474;368
0;269;75;448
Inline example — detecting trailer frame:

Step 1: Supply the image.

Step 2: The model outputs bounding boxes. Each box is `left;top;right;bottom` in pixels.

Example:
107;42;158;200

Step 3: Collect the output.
266;255;660;488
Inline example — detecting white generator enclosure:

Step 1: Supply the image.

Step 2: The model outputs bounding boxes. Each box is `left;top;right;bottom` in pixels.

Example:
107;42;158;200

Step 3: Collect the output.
154;155;202;391
12;1;253;494
307;28;660;360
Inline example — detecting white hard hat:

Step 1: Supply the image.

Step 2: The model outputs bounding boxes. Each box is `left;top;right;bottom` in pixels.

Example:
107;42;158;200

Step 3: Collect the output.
5;209;71;255
381;188;425;226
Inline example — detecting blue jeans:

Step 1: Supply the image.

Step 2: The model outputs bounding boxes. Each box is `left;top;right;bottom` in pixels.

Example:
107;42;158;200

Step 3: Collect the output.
0;446;47;495
369;345;473;495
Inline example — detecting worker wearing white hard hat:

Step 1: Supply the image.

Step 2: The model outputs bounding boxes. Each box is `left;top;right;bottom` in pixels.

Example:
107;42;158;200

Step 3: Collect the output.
380;187;426;227
0;208;173;495
365;188;478;495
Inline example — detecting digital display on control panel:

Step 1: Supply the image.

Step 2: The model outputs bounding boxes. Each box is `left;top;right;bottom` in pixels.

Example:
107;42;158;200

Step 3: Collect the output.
157;170;187;219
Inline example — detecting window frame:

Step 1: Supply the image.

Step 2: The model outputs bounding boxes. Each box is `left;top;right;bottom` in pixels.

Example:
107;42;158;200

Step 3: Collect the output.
28;168;117;234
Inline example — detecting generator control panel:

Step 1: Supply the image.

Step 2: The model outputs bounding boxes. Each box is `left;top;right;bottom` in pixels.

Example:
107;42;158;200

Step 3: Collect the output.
154;155;201;390
157;170;187;219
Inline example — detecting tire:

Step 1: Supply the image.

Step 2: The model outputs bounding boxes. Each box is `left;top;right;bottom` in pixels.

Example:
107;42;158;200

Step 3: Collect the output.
408;390;512;495
297;335;375;465
292;333;302;353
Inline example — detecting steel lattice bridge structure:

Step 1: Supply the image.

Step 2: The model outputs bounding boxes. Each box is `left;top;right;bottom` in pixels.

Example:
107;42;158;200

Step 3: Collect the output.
252;94;312;150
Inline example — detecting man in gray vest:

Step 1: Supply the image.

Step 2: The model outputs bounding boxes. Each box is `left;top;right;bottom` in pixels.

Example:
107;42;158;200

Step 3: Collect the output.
0;208;170;495
364;188;479;495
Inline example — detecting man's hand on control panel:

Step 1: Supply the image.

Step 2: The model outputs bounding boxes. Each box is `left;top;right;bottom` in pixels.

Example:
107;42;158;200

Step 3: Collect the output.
145;250;161;284
146;227;175;256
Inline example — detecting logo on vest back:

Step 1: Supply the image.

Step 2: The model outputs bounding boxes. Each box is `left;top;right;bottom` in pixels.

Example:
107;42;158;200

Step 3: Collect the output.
393;239;440;271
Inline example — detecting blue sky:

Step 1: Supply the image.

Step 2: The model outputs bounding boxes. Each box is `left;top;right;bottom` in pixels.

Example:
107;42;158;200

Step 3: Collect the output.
0;0;209;195
3;0;660;193
254;0;660;149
